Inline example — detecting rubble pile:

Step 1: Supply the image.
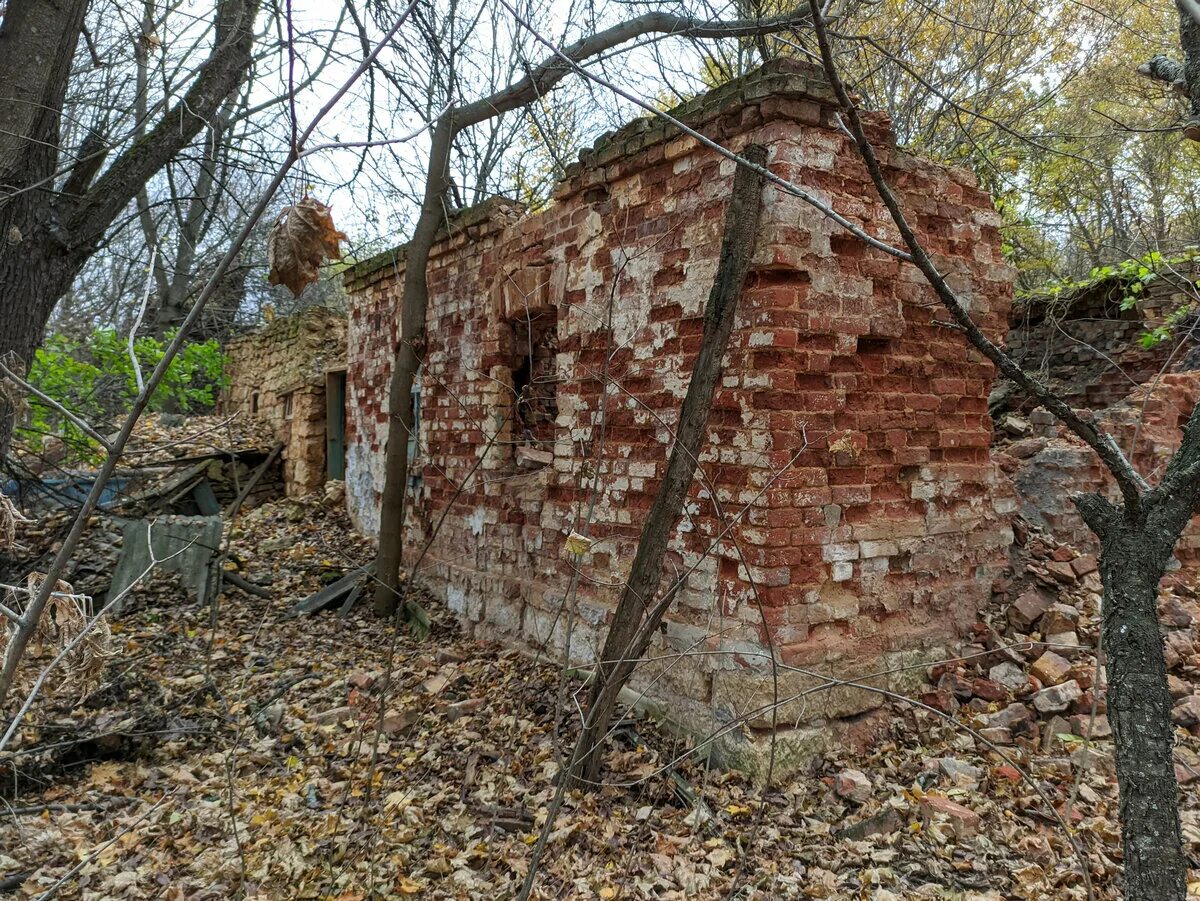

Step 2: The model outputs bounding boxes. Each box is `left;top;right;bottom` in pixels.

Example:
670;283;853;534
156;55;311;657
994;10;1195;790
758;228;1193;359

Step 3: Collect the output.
916;516;1200;789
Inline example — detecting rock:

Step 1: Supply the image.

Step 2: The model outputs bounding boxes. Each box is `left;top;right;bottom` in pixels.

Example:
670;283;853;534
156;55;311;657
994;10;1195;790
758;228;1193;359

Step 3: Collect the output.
1030;651;1072;686
1033;679;1083;715
381;708;420;735
1045;631;1081;655
311;705;358;726
1038;604;1079;637
1008;591;1054;630
1070;713;1111;739
1070;746;1114;777
1164;631;1196;670
989;702;1033;730
833;768;872;804
1168;675;1191;699
938;757;983;789
1175;747;1200;786
920;689;959;714
1172;695;1200;728
348;670;380;690
979;726;1013;745
1044;561;1077;584
1008;437;1047;459
1070;555;1098;577
836;808;902;840
919;795;981;838
1002;415;1032;437
435;647;468;664
938;671;975;700
971;677;1007;702
989;662;1027;693
1041;715;1073;751
1160;597;1194;630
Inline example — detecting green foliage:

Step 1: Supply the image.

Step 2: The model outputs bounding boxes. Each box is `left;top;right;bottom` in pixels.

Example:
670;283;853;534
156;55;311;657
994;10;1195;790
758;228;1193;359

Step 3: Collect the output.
22;329;227;457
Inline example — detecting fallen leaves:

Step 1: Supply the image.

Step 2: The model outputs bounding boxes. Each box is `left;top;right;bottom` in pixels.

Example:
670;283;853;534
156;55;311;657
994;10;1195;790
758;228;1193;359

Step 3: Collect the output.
4;493;1200;899
266;197;347;298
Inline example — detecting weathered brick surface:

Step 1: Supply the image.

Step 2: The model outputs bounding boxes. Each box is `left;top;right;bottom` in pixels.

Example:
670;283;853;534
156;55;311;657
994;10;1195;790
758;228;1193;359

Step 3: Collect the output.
1002;372;1200;564
1005;268;1199;414
223;307;346;495
342;61;1014;762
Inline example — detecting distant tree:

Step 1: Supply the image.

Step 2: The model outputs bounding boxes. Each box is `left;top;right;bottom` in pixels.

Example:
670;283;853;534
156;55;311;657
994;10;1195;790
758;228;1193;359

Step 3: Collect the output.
0;0;261;454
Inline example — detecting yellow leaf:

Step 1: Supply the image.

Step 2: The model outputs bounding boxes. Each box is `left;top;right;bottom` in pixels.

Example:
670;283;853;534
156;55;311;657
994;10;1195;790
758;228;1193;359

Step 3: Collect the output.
599;888;617;900
565;531;593;556
397;878;423;895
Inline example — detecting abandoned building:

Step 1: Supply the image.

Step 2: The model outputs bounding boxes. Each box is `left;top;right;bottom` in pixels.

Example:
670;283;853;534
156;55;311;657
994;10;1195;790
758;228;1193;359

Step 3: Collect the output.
995;263;1200;564
222;306;348;496
338;60;1017;770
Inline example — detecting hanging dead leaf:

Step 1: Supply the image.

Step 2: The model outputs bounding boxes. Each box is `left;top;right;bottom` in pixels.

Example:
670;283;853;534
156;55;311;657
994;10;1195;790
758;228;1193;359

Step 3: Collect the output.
267;196;347;297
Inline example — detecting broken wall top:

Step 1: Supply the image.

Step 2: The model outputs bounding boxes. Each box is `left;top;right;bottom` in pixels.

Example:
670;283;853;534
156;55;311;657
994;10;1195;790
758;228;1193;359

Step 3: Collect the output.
342;59;996;297
225;305;347;397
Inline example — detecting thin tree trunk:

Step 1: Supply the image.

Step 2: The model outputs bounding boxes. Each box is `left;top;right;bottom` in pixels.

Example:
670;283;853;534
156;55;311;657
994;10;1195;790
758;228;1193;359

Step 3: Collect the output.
570;145;768;786
372;117;455;616
1102;539;1187;900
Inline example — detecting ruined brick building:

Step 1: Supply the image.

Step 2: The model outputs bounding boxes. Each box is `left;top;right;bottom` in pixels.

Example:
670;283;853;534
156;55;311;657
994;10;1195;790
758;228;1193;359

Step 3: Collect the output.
223;306;347;496
995;263;1200;564
337;61;1017;770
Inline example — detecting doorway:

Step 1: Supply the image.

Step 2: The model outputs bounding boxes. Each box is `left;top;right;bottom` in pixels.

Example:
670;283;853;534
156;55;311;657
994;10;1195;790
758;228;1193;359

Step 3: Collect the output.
326;370;347;480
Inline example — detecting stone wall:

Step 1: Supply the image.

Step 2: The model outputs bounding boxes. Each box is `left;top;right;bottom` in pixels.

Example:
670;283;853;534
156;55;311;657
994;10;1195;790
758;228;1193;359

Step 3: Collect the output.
342;61;1015;772
223;307;346;495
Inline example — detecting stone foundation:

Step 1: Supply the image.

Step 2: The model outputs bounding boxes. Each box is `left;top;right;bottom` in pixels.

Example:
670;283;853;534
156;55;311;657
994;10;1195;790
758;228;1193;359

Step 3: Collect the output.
342;61;1015;771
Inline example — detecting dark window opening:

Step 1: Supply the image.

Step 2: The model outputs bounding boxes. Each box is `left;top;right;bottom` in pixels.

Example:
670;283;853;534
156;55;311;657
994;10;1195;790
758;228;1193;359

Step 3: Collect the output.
250;392;259;415
283;392;294;419
506;311;558;465
856;336;891;354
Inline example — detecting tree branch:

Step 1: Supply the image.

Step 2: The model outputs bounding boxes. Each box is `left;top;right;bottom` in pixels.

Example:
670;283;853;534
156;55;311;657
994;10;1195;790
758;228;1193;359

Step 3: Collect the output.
65;0;262;249
806;0;1148;518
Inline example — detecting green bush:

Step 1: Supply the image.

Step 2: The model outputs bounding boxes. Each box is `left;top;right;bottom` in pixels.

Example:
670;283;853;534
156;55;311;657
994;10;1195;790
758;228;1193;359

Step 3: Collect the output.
22;329;227;457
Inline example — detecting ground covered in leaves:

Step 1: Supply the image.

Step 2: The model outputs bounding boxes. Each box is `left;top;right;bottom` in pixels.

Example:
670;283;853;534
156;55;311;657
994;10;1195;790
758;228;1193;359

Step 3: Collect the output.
3;492;1200;899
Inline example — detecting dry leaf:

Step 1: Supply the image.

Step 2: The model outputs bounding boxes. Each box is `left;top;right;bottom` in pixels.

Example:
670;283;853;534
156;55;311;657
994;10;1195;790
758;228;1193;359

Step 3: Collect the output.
267;197;347;297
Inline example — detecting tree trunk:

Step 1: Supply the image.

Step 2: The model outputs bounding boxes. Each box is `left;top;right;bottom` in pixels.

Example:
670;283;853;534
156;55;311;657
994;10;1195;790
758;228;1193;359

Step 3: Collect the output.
372;117;456;616
569;145;768;786
1077;491;1188;901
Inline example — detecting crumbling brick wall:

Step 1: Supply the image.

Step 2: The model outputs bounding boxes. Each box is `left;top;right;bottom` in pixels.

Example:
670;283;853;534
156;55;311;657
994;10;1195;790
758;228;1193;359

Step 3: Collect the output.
999;374;1200;566
997;267;1200;562
1003;268;1199;414
342;61;1015;771
223;307;346;495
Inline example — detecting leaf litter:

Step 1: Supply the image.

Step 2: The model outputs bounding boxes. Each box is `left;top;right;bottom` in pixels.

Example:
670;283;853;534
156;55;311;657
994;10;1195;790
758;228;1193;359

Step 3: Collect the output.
1;491;1199;898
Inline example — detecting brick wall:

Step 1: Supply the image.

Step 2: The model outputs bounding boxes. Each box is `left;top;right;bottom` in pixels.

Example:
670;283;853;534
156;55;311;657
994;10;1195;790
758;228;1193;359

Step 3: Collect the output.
342;61;1015;771
223;307;346;495
1001;373;1200;566
999;267;1200;561
1005;268;1199;413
